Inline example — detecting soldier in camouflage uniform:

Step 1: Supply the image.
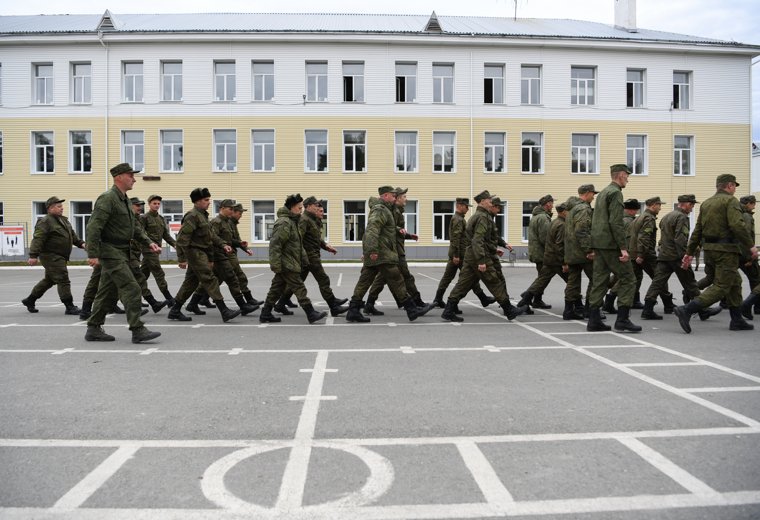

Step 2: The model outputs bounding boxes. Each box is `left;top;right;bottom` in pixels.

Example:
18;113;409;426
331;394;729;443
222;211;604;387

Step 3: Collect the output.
23;196;86;315
139;194;177;306
521;202;570;309
441;190;525;322
84;163;161;343
601;198;639;314
587;164;640;332
737;195;760;318
629;197;663;312
676;174;758;332
346;186;435;323
431;197;495;310
167;187;241;323
521;194;554;309
130;198;168;314
229;203;263;307
260;194;327;324
563;185;597;320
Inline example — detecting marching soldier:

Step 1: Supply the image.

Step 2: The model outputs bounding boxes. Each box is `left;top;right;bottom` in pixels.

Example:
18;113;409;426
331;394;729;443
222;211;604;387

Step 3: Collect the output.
130;197;168;313
229;203;263;307
563;185;597;320
22;196;85;315
676;174;758;332
629;197;663;312
140;194;177;306
601;198;640;314
738;195;760;316
523;194;554;309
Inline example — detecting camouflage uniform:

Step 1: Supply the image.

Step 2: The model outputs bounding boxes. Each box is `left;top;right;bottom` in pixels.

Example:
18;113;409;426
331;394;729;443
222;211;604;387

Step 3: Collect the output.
140;209;176;299
264;207;311;306
526;214;568;295
629;208;660;297
434;209;488;301
368;203;421;302
645;207;699;303
564;197;594;306
27;212;84;303
209;213;245;298
528;204;552;274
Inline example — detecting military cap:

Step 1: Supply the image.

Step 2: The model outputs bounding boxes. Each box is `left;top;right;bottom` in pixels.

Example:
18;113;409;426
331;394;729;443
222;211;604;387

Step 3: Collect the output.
474;190;492;203
303;196;321;207
394;187;409;195
147;194;162;203
232;203;247;212
555;202;568;213
610;163;632;175
538;194;554;206
219;199;236;208
455;197;472;207
378;185;396;195
623;198;640;210
490;196;504;207
645;196;662;206
45;196;65;208
716;173;740;186
190;187;211;203
677;194;698;204
129;197;144;205
284;193;304;209
110;162;139;177
578;184;599;195
740;195;756;205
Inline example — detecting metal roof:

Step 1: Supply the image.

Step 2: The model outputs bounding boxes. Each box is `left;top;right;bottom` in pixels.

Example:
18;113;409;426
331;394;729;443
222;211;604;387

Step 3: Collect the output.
0;12;755;49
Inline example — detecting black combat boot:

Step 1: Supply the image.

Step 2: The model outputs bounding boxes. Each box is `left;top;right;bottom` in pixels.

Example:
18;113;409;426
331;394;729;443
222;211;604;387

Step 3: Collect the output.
740;293;760;320
632;291;645;309
110;304;125;314
161;288;176;308
682;289;692;304
145;294;168;314
364;296;384;316
431;289;446;309
574;299;585;319
603;292;618;314
242;290;262;306
698;305;722;321
234;294;259;316
532;293;552;309
673;300;703;334
500;300;526;321
582;301;590;320
586;307;611;332
62;297;81;315
326;296;349;317
215;300;240;322
199;295;216;308
131;326;161;344
453;302;463;315
346;299;370;323
284;297;298;308
517;291;534;308
259;303;282;323
441;300;464;322
729;307;754;331
303;303;328;324
475;288;497;307
614;306;642;332
661;293;675;314
168;301;192;321
332;297;348;307
563;301;583;320
274;295;295;315
413;293;427;307
640;300;663;320
85;326;115;342
403;297;434;322
21;295;39;313
79;299;93;320
185;293;206;315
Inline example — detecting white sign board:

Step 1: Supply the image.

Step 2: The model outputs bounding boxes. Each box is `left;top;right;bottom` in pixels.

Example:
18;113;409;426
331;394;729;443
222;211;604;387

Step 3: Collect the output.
0;226;25;256
168;222;181;252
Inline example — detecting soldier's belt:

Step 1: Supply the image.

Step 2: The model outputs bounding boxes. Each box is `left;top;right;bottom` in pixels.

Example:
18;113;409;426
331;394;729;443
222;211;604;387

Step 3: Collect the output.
704;237;736;244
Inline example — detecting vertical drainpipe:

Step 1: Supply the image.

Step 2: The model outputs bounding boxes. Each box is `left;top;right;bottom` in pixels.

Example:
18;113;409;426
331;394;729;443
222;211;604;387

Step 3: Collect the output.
98;31;109;190
469;50;474;201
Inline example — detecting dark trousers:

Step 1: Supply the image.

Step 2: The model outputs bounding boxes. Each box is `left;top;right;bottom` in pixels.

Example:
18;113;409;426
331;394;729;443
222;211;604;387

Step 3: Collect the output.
87;255;144;330
352;263;408;303
175;249;224;303
265;270;311;306
645;260;699;302
140;252;170;293
31;254;73;300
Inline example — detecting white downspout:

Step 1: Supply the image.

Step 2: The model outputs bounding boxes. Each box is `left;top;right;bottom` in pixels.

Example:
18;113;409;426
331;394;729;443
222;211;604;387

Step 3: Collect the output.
469;50;474;200
98;31;109;190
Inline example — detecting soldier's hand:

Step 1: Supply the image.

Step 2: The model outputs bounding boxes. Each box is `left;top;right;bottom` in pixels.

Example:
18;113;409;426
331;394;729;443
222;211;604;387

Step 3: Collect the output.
505;243;513;252
149;243;161;254
410;234;419;241
497;249;504;257
87;258;99;268
223;245;233;254
179;262;187;269
562;264;569;273
326;245;337;254
681;255;693;270
586;252;595;260
453;257;460;266
80;242;86;249
245;249;253;257
240;241;249;248
478;263;487;272
751;246;759;260
370;253;379;262
636;256;644;265
619;250;630;263
27;258;38;266
208;262;214;270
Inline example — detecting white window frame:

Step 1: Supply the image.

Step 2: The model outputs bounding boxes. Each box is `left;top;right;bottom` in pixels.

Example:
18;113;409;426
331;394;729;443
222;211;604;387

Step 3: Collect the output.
343;200;366;243
626;134;647;176
673;135;694;176
521;132;543;174
69;130;92;174
0;201;3;225
395;131;418;173
251;129;275;172
571;133;598;174
121;130;145;172
433;63;454;104
0;131;3;175
32;201;47;224
32;131;54;174
252;61;274;102
484;64;504;104
495;201;509;244
522;201;538;242
214;61;236;102
432;200;455;242
122;61;143;103
404;200;418;239
34;63;53;105
305;130;328;172
69;200;92;240
213;129;237;172
433;131;456;173
71;62;91;104
320;200;330;242
342;62;364;103
160;200;184;223
673;71;691;110
306;62;328;102
626;68;644;108
160;129;184;173
251;200;276;243
343;130;366;173
571;66;596;106
161;61;183;102
484;132;506;173
395;62;417;103
521;65;542;105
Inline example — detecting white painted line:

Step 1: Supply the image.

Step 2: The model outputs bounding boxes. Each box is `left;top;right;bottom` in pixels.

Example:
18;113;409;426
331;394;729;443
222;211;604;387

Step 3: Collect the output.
683;386;760;393
483;345;501;352
191;323;205;328
387;322;398;327
300;369;339;373
456;440;514;510
228;348;243;355
400;346;415;354
289;396;337;401
139;348;158;356
51;348;74;355
337;272;343;287
52;445;139;510
326;315;335;326
0;323;18;328
414;272;439;282
617;437;720;497
621;362;703;367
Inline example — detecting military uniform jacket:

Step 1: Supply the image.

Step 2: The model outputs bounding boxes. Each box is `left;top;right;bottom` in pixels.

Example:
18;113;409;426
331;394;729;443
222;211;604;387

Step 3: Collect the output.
686;191;754;256
363;197;399;267
230;220;249;253
740;209;756;262
210;214;236;261
591;182;626;251
447;212;467;260
623;214;636;242
269;207;308;273
175;206;226;263
630;209;658;260
394;205;414;257
658;209;692;261
564;199;593;265
528;206;551;263
87;185;151;259
463;206;496;266
543;216;566;266
29;214;84;260
300;210;328;262
141;211;176;252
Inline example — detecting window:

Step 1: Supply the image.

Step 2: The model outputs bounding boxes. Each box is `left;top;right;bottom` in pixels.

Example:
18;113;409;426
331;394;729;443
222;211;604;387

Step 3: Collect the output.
521;65;541;105
320;200;329;242
673;71;691;110
121;130;144;172
433;200;455;242
160;200;183;222
160;130;183;172
343;62;364;102
34;64;53;105
626;135;647;175
214;61;236;102
495;201;508;243
0;202;3;225
433;131;455;172
70;131;92;173
522;201;538;241
673;135;693;176
521;132;543;173
161;61;182;102
252;200;276;242
571;66;595;105
343;130;366;172
70;201;92;240
251;130;275;171
123;62;143;102
343;201;366;242
484;132;505;173
305;130;328;172
626;69;644;108
213;129;237;172
252;61;274;101
0;63;2;105
32;131;54;173
484;65;504;104
0;132;3;174
71;63;91;104
404;200;418;237
32;201;47;224
395;62;417;103
571;133;598;174
306;62;327;102
433;63;454;103
395;131;418;173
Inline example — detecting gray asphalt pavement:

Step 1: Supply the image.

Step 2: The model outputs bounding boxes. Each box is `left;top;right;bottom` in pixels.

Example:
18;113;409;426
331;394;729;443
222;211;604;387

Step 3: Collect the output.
1;263;759;520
